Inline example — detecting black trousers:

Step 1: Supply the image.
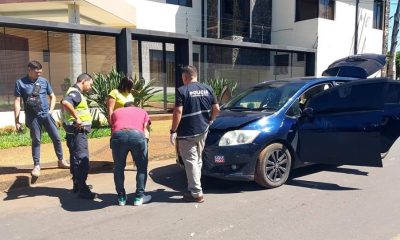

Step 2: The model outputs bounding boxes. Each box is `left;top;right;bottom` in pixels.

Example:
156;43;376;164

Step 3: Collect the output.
65;126;89;191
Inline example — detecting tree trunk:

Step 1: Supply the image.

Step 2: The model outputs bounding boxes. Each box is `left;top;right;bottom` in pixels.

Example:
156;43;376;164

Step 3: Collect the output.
382;0;390;77
388;0;400;79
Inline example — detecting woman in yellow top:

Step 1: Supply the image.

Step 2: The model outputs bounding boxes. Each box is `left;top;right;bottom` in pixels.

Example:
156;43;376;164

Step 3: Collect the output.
107;76;135;124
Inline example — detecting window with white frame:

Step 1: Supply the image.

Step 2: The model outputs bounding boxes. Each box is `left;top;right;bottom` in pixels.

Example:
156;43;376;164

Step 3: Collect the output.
296;0;335;22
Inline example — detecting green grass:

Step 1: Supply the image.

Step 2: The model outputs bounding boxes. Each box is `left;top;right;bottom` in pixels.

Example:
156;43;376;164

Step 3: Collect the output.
0;127;111;149
149;92;175;103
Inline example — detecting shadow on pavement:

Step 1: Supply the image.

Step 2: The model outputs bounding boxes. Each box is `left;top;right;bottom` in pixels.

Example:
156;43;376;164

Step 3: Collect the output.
149;164;187;192
286;164;365;191
3;176;120;211
289;164;368;179
150;164;365;193
149;164;264;194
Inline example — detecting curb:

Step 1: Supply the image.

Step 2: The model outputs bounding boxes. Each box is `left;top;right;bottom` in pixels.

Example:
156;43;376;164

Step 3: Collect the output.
1;155;177;193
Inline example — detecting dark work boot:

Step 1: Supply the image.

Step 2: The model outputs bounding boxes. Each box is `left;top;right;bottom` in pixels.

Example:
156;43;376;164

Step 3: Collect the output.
72;181;79;194
78;185;97;200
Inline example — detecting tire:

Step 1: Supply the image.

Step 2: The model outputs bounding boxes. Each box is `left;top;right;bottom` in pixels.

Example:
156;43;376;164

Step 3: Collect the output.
255;143;292;188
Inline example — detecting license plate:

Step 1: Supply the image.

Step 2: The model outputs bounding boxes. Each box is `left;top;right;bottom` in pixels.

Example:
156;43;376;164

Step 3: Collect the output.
214;155;225;163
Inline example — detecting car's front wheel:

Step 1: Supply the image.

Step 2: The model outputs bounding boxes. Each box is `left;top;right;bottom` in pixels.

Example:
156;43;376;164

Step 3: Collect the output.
255;143;292;188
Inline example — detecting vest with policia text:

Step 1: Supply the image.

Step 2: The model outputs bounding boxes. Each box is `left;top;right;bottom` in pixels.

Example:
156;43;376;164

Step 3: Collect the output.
63;87;92;126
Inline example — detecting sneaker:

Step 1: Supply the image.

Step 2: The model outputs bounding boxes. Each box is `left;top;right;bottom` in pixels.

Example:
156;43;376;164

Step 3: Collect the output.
183;193;204;203
58;159;70;169
133;195;152;206
31;165;41;177
117;192;127;206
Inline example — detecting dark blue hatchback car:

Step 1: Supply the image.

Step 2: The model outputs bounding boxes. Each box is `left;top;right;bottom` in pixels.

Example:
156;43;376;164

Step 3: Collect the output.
176;54;400;188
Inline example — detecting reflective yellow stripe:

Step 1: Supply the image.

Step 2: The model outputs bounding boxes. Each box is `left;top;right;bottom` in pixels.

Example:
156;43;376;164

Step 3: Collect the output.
63;87;92;125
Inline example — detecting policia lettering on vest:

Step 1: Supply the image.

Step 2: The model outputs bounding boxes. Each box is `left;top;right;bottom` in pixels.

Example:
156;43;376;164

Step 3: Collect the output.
61;73;97;200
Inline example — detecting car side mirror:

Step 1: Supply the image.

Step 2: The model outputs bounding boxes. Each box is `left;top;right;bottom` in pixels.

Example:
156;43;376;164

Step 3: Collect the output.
219;86;232;105
301;107;314;120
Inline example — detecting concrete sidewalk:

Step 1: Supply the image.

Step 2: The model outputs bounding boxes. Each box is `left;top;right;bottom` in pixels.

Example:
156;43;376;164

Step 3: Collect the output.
0;115;175;192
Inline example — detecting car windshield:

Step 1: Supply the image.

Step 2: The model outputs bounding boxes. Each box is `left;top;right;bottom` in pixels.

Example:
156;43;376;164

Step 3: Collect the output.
222;82;305;111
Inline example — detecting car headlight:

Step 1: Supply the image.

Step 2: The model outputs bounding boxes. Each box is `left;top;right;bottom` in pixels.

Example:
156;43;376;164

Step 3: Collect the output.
219;130;260;146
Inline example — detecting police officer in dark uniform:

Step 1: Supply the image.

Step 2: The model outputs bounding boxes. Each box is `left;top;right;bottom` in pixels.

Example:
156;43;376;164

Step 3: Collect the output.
170;65;220;203
61;73;96;199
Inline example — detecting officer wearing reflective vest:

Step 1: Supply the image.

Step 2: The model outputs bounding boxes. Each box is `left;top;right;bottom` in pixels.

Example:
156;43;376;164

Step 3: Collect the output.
61;73;97;200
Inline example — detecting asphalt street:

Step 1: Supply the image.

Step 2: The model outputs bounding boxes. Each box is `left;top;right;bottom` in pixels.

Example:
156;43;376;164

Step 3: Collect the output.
1;139;400;240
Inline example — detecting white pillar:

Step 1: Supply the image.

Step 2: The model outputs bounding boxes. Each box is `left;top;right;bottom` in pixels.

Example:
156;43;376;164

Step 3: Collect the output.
217;0;220;39
68;3;82;83
250;0;255;38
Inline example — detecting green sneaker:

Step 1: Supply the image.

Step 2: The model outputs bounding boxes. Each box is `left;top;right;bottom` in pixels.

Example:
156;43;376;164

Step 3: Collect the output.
133;195;151;206
118;192;127;206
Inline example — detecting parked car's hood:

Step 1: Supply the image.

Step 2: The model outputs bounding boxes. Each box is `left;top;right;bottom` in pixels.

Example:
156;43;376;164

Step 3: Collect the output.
322;53;386;78
211;110;272;130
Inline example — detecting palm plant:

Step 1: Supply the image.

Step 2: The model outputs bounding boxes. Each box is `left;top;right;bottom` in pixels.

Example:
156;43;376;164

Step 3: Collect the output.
84;68;161;125
132;75;161;108
84;67;123;119
204;77;237;103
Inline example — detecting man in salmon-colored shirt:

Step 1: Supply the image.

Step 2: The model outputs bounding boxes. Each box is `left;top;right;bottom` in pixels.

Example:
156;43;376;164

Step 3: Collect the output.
110;101;151;206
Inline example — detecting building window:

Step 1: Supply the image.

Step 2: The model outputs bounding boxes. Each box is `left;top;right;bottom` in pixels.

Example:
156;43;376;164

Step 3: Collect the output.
319;0;335;20
166;0;192;7
274;54;289;75
373;0;384;30
149;50;175;87
220;0;250;38
296;0;335;22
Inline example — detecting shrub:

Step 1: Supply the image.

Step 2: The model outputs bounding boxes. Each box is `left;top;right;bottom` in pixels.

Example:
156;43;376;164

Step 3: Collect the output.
204;77;237;103
84;67;123;119
132;75;161;108
84;68;161;123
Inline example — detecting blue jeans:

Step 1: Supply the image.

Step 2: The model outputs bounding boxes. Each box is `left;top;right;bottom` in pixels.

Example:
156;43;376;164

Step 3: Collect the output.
64;125;89;191
111;129;148;197
26;113;63;166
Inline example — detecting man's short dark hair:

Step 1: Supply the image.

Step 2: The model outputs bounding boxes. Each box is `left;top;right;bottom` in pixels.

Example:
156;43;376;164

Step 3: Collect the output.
28;60;42;70
124;101;135;107
76;73;92;83
181;65;197;79
118;76;134;93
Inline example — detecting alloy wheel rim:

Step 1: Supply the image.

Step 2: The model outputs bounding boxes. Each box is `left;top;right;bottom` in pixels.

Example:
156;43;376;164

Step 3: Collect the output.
265;149;289;182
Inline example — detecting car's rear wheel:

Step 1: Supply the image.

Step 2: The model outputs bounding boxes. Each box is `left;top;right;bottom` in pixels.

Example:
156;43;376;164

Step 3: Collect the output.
255;143;292;188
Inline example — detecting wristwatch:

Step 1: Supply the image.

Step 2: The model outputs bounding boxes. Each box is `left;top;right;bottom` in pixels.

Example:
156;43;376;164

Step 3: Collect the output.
170;129;176;134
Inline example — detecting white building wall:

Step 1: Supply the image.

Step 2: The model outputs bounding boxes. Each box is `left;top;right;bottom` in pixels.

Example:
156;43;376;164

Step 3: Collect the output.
317;1;382;76
271;0;318;49
128;0;202;36
316;0;357;76
357;2;383;55
272;0;383;76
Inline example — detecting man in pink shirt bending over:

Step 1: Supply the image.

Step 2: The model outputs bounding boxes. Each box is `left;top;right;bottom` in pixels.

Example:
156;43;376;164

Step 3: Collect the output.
110;101;151;206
